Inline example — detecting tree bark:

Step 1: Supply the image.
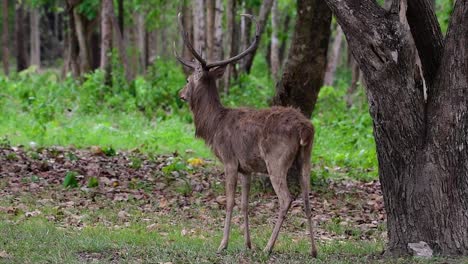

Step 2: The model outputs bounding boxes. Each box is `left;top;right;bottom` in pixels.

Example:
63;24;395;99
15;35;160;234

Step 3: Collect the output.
30;7;41;70
15;2;28;72
272;0;332;118
100;0;113;84
270;0;280;80
323;25;343;86
206;0;215;60
2;0;9;75
110;7;131;81
223;0;236;93
213;0;223;61
117;0;124;38
136;12;146;73
324;0;468;256
242;0;274;74
73;9;90;74
192;0;206;56
181;1;194;75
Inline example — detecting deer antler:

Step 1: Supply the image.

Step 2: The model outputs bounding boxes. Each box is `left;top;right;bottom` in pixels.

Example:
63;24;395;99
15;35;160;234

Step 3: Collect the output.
205;14;259;69
176;13;259;70
173;42;196;69
177;13;207;68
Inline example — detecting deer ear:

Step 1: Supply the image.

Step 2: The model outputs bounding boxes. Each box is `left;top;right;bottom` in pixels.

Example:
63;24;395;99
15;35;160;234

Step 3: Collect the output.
209;66;227;79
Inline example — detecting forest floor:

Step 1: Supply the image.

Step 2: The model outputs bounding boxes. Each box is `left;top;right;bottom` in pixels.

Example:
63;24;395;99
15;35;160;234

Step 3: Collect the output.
0;146;464;263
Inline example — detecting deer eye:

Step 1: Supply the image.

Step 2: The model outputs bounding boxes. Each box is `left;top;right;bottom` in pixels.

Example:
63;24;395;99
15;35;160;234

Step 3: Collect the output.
186;79;189;83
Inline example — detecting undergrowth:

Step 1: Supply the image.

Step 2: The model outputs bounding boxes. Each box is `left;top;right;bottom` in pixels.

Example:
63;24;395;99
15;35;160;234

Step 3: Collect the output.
0;57;377;180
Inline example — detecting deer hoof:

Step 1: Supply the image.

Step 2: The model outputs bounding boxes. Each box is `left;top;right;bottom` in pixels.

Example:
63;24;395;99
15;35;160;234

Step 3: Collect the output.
311;250;318;258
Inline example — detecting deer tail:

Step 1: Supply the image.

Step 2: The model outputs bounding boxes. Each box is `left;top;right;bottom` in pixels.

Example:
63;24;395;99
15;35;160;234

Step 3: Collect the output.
299;125;313;146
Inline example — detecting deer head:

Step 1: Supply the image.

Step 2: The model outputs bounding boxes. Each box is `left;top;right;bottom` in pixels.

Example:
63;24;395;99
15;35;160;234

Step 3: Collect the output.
175;13;259;105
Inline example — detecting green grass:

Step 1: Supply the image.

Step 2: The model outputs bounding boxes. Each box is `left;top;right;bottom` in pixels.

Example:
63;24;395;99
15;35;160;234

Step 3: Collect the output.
2;218;464;264
0;217;383;264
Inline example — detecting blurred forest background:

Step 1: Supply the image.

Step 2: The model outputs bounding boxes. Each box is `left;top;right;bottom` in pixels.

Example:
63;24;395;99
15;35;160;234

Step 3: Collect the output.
0;0;455;181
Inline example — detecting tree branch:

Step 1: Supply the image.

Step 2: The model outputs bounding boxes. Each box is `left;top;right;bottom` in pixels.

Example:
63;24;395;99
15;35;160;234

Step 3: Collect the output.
407;0;444;90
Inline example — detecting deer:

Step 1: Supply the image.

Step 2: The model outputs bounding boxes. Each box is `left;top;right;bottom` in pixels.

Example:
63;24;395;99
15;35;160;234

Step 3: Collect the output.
174;13;317;257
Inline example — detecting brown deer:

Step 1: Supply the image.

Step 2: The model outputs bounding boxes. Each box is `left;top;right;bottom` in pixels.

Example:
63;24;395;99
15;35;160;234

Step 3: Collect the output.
174;13;317;257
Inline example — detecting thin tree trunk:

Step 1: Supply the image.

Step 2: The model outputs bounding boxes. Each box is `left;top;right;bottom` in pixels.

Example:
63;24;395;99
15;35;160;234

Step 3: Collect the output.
117;0;124;38
136;12;146;73
323;25;343;86
239;2;253;70
345;58;360;107
2;0;9;75
270;0;280;80
30;8;41;70
242;0;274;74
110;8;131;81
272;0;332;117
206;0;215;60
73;9;90;74
213;0;223;60
223;0;235;93
100;0;113;84
65;2;80;78
325;0;468;256
192;0;206;55
279;14;291;66
181;1;193;75
15;2;28;72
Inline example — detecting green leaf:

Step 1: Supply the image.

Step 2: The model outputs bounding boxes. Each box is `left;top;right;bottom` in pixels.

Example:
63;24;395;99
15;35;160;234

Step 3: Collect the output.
87;177;99;188
63;171;79;188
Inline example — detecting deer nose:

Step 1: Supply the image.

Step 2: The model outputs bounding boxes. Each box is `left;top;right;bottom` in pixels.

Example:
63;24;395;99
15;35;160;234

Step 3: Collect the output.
179;91;187;102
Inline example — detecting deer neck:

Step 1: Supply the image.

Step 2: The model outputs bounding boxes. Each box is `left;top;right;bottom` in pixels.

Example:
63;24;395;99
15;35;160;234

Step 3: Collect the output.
190;82;225;144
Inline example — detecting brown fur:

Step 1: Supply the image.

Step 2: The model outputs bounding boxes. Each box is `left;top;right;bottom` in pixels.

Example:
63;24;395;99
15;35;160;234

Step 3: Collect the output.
179;68;318;257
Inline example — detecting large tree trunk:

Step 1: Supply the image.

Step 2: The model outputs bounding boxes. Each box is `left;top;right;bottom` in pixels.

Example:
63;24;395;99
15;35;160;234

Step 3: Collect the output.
242;0;274;74
15;2;28;72
2;0;9;75
30;8;41;70
272;0;332;118
270;0;280;80
323;25;343;86
325;0;468;256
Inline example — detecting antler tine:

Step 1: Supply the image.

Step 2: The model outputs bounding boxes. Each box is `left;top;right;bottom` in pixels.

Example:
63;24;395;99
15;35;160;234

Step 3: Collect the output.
206;14;259;69
173;42;196;69
177;13;207;68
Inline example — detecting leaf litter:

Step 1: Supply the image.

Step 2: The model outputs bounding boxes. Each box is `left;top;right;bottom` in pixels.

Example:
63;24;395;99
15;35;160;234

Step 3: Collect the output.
0;145;386;242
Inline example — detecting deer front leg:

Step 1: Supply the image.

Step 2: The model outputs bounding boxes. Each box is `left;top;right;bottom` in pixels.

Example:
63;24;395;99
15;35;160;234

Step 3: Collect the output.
264;173;292;254
217;164;238;252
241;173;251;249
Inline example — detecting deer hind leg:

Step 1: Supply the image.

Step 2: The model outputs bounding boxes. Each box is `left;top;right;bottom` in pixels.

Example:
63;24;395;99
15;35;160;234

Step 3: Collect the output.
299;144;318;257
263;170;292;254
217;163;238;252
241;173;251;249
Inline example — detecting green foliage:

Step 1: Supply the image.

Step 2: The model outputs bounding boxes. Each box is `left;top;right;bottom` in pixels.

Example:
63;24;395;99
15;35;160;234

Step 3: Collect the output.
1;56;378;181
87;177;99;188
63;171;79;188
102;146;117;157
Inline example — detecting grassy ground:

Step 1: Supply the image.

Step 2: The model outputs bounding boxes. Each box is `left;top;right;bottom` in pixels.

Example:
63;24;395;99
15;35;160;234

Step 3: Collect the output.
1;147;466;264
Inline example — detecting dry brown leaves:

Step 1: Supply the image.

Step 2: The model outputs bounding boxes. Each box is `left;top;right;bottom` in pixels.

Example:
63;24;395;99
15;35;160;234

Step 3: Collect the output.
0;146;386;242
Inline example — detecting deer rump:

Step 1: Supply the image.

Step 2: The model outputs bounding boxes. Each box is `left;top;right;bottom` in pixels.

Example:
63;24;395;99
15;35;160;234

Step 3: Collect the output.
205;106;313;178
